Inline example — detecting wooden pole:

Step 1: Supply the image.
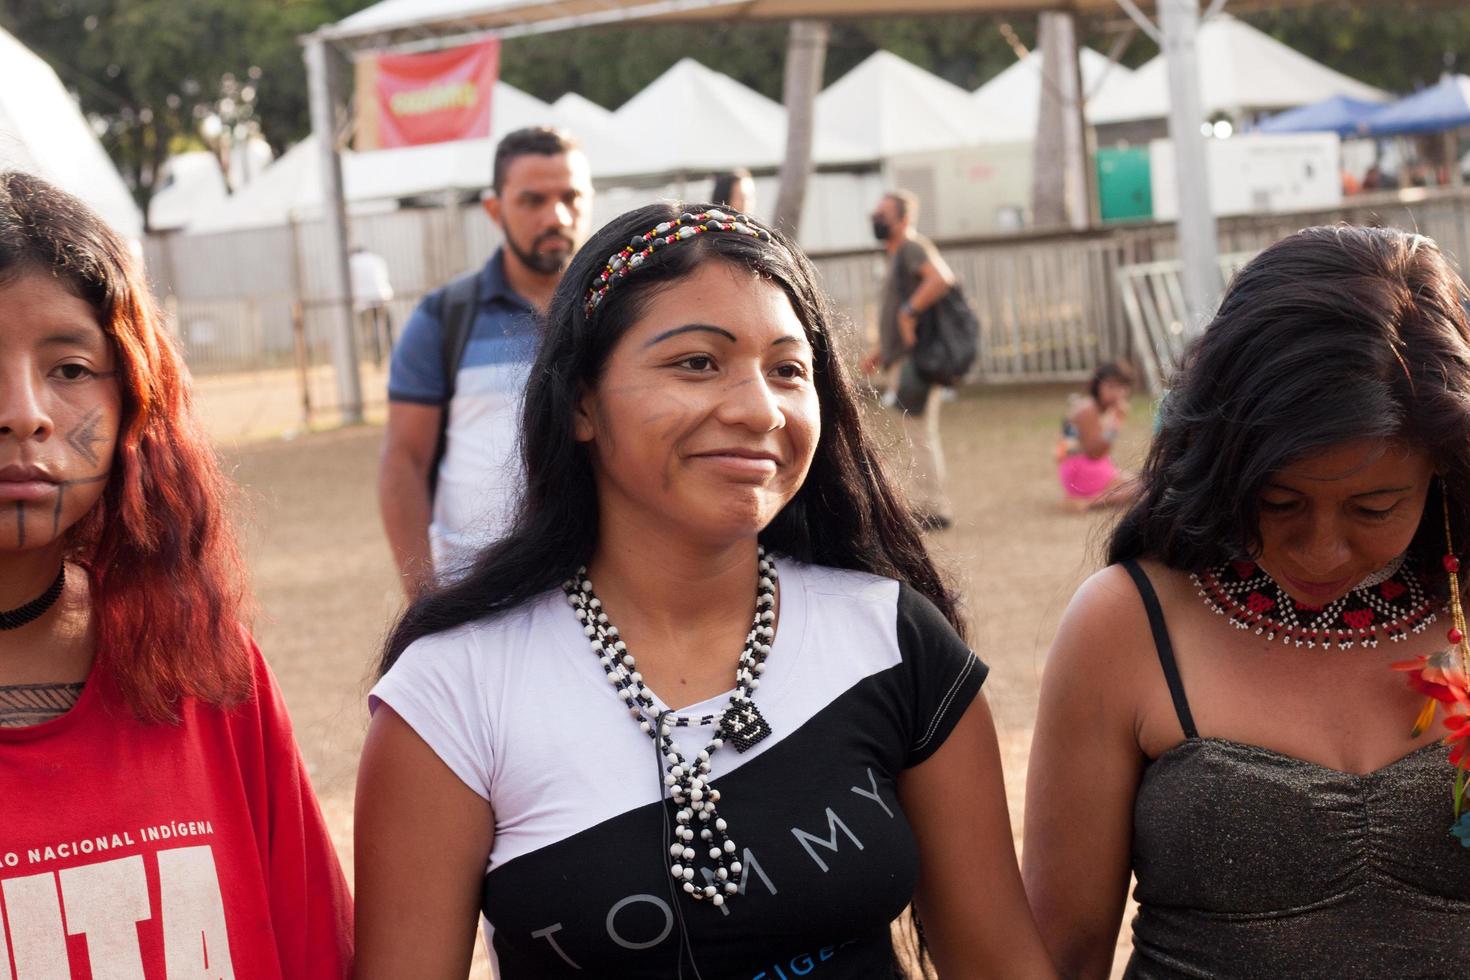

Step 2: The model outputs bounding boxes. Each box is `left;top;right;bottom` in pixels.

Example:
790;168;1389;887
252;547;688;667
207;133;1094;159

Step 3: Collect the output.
1031;11;1087;230
304;35;364;424
1159;0;1222;338
774;19;830;238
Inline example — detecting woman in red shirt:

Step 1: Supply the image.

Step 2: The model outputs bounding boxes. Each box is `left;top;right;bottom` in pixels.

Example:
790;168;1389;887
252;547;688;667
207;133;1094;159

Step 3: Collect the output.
0;171;352;978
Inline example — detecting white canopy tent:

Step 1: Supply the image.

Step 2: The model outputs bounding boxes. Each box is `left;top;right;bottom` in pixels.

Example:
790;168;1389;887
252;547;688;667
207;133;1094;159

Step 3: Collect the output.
610;58;866;171
0;26;142;240
304;0;1274;421
815;50;983;158
187;137;330;234
149;141;275;231
611;58;788;170
319;0;1130;43
149;153;231;233
187;81;645;233
552;92;615;131
970;46;1133;143
1089;12;1388;125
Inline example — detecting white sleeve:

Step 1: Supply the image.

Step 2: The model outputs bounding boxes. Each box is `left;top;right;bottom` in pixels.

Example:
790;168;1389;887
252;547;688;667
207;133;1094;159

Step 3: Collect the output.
369;630;494;802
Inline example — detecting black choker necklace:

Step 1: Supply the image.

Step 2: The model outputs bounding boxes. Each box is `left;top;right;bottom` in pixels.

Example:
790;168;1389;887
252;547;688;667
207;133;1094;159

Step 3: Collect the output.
0;566;66;631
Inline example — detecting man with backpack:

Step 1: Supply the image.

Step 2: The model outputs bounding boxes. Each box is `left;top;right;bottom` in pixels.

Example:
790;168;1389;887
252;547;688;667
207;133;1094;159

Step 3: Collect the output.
861;189;975;532
379;127;593;596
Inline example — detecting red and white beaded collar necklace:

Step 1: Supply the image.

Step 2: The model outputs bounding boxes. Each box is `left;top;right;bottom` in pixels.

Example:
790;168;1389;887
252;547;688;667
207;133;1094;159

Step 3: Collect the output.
1191;553;1439;650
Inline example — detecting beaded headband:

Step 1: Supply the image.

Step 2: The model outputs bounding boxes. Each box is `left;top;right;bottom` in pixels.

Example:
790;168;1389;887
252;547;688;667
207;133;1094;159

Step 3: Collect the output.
583;209;775;317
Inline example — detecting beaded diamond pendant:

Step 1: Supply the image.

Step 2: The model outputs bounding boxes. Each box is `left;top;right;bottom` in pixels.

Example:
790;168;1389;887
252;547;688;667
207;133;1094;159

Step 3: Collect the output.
720;701;772;753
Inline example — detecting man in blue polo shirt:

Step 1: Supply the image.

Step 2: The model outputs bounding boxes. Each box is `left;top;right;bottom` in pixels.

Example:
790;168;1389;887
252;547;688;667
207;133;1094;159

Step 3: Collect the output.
379;127;593;594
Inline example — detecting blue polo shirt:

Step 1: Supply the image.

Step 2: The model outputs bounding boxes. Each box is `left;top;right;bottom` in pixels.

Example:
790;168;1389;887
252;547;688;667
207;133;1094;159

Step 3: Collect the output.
388;250;538;578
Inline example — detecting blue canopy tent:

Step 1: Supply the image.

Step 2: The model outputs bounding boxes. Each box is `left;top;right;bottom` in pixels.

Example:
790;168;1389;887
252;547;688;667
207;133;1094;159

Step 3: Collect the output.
1255;94;1383;137
1365;74;1470;136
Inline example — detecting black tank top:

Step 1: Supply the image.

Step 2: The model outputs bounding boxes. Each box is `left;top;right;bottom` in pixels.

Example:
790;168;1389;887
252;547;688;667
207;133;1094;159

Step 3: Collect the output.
1121;560;1470;979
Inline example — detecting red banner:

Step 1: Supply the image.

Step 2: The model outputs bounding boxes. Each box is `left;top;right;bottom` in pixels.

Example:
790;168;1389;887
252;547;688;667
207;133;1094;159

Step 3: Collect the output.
367;39;499;149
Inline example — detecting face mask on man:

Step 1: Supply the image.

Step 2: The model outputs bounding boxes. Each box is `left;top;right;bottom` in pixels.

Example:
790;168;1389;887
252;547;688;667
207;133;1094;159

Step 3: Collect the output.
871;218;891;242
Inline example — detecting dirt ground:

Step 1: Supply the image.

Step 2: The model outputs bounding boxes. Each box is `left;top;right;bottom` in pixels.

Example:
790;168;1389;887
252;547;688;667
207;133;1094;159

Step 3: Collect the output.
218;382;1151;978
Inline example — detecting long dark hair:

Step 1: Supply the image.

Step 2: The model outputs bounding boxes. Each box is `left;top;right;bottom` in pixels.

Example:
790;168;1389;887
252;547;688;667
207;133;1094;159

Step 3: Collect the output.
381;202;959;673
1110;225;1470;572
0;171;252;721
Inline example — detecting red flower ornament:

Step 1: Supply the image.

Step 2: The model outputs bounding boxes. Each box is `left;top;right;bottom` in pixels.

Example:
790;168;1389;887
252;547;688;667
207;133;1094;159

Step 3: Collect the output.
1393;651;1469;736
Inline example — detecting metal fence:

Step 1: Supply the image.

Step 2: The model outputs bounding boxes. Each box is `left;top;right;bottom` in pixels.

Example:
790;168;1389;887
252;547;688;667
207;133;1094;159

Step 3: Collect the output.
144;187;1470;424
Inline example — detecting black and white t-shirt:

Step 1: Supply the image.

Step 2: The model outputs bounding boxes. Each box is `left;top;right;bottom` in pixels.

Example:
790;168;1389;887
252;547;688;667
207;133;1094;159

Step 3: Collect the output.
371;560;987;979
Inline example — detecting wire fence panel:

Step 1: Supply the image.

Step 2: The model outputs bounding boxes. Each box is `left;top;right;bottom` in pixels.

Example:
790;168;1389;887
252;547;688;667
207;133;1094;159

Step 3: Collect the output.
144;189;1470;425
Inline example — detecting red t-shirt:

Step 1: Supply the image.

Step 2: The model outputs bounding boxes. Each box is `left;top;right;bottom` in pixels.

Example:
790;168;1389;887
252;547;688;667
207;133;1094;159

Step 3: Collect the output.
0;641;352;978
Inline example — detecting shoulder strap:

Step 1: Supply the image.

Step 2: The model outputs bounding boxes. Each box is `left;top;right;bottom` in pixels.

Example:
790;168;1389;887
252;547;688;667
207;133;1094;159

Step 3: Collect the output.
1120;560;1199;740
428;270;481;501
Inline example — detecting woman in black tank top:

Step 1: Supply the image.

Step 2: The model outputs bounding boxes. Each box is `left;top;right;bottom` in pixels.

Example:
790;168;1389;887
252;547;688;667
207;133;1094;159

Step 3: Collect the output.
1023;226;1470;979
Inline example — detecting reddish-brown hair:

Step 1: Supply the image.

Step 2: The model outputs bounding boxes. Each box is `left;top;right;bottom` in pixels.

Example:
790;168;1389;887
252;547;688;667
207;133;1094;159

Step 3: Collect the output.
0;171;252;721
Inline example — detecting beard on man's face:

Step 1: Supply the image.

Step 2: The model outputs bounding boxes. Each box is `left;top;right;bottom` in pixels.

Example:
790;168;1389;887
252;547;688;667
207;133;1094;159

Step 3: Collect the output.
506;227;576;276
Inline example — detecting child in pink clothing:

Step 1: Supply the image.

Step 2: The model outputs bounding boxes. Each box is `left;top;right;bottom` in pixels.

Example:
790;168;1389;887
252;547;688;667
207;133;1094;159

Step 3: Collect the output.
1057;362;1139;509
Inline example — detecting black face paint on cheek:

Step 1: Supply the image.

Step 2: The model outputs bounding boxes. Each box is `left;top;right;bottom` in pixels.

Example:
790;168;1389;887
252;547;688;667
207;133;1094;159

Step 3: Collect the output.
49;474;109;537
65;406;108;468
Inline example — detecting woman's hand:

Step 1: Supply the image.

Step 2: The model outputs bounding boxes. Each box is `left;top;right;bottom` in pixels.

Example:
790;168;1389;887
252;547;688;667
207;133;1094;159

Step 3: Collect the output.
354;706;495;980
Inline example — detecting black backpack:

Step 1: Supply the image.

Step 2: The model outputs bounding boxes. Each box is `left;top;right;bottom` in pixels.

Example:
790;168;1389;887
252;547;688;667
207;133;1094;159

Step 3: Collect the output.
912;284;979;386
427;270;480;501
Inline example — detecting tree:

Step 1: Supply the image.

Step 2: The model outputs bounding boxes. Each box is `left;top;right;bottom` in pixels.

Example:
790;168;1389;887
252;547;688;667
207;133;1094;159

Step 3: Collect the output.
0;0;372;229
6;1;1467;231
494;14;1033;110
1240;2;1470;94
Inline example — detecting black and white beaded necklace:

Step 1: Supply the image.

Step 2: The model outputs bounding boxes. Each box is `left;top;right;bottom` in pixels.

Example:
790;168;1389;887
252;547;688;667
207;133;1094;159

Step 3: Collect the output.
563;549;777;907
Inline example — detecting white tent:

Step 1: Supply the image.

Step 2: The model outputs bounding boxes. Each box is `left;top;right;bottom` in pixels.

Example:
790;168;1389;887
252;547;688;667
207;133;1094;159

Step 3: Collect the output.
553;92;614;132
610;58;791;172
187;137;328;233
0;27;142;239
607;58;866;171
188;81;647;233
149;153;229;232
1088;13;1388;125
148;141;274;231
815;50;980;159
970;47;1134;143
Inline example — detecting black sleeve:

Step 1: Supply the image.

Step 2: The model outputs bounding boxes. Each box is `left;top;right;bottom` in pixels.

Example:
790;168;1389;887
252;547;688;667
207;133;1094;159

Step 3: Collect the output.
896;584;988;768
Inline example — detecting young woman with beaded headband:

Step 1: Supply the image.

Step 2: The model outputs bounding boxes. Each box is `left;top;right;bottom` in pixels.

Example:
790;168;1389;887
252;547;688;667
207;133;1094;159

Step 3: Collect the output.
0;171;351;975
1024;225;1470;979
356;203;1056;978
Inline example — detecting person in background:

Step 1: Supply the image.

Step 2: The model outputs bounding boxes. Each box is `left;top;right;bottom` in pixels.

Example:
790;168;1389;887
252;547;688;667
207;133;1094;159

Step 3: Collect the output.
861;189;956;531
350;243;396;366
379;127;593;596
710;168;756;215
354;201;1056;979
1056;360;1138;510
1025;226;1470;978
0;170;352;976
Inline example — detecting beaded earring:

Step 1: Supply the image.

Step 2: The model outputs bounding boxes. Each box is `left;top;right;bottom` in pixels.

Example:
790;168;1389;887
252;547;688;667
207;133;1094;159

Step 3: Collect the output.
1391;487;1470;845
1442;491;1470;679
1440;491;1470;843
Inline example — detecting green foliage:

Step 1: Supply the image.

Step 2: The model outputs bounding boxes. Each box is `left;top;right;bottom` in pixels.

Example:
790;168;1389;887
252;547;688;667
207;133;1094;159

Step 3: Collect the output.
0;0;374;225
4;1;1467;228
497;6;1469;110
1238;2;1470;94
497;15;1035;109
